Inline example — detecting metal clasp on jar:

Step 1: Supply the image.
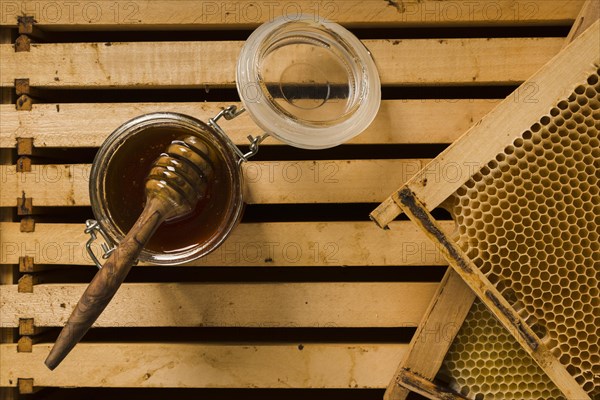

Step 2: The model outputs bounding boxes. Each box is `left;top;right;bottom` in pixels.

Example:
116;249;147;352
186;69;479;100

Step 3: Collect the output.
84;219;116;269
208;105;269;165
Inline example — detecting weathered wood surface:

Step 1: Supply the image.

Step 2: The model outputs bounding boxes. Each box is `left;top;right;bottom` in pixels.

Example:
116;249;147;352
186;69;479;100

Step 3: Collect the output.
0;159;431;206
0;0;588;397
0;38;563;88
0;100;499;148
0;282;439;328
0;1;584;29
0;221;452;266
0;343;406;388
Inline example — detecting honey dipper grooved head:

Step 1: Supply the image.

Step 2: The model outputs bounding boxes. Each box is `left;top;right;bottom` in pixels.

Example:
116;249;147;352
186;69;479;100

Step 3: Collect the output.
145;135;215;220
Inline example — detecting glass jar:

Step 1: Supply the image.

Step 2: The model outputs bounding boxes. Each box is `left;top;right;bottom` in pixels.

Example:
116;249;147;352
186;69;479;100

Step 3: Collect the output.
89;112;244;265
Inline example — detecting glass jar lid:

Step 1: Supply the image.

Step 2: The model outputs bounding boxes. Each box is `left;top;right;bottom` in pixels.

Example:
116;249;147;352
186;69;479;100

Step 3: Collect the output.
236;15;381;149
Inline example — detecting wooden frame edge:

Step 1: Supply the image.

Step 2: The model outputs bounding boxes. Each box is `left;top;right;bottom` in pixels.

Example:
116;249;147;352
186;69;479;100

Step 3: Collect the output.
384;269;474;400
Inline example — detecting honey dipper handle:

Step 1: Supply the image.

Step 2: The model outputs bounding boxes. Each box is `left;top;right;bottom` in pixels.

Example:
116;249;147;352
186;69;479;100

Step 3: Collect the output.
44;196;169;370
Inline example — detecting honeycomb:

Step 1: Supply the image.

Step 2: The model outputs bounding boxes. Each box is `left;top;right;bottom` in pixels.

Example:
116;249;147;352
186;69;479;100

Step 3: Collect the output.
439;300;564;399
437;68;600;399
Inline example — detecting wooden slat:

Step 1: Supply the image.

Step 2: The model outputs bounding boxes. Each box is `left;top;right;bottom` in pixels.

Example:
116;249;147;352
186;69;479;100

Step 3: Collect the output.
371;20;600;226
0;282;439;328
0;38;563;88
384;270;474;400
0;100;499;148
0;1;583;29
564;0;600;46
0;221;452;266
1;342;405;388
396;369;468;400
0;159;430;207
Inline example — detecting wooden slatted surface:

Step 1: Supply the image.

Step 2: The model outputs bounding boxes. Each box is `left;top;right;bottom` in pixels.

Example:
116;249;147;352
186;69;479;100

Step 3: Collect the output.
0;38;562;87
0;1;584;29
0;343;406;388
0;160;430;206
0;282;438;327
0;221;451;266
0;100;499;147
0;1;576;399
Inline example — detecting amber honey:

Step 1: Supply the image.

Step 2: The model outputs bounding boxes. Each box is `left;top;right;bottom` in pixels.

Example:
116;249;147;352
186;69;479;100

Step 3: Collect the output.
103;126;235;254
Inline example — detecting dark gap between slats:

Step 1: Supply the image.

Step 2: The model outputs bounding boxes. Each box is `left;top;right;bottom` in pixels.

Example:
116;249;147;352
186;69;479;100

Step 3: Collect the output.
24;205;452;223
20;85;517;103
0;87;13;104
25;147;97;164
25;143;449;163
5;25;569;43
0;148;16;164
0;328;18;342
243;204;453;222
37;266;447;284
32;388;427;400
245;144;450;161
37;327;417;344
11;206;95;223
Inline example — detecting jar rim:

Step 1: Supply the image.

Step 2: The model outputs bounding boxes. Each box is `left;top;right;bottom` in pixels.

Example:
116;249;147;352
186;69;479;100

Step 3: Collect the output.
89;112;244;265
236;15;381;149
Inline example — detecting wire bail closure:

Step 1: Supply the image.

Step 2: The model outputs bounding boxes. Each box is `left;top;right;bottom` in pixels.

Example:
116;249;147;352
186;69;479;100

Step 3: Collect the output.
208;105;269;165
84;219;116;269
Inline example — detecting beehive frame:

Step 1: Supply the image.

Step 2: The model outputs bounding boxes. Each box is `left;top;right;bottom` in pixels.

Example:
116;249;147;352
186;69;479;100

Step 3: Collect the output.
379;4;600;399
438;67;599;398
372;18;599;400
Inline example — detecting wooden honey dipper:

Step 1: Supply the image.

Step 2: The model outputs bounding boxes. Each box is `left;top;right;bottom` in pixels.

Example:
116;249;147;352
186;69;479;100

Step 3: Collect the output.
45;135;215;370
